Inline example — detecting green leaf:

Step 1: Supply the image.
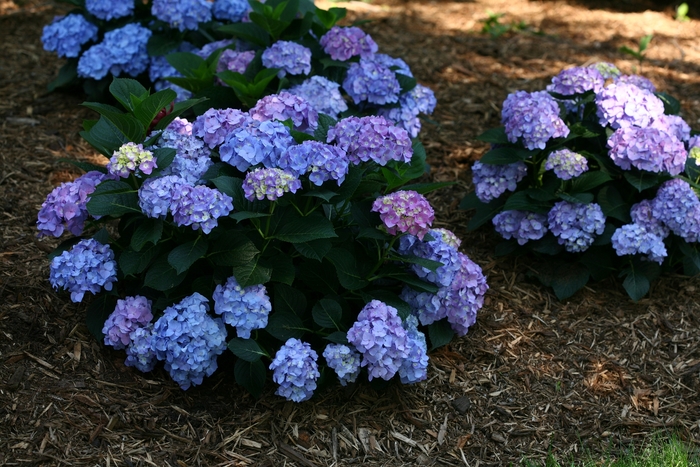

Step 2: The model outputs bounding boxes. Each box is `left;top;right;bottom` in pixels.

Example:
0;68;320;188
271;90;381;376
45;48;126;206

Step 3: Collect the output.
168;239;209;275
314;113;337;141
47;60;78;92
150;147;177;175
293;239;332;261
208;235;258;268
153;97;209;131
81;103;145;142
109;78;148;112
465;196;506;231
579;247;614;281
503;191;551;213
166;52;207;78
86;180;140;217
57;158;107;174
557;192;594;204
303;188;338;202
273;212;338;243
131;219;163;252
623;171;664;192
312;298;343;330
298;261;339;295
476;127;510;144
639;34;653;52
428;319;455;350
597;185;631;222
86;294;118;343
269;253;295;285
396;73;417;93
228;338;267;362
132;89;177;129
234;359;267;398
325;247;369;290
621;266;650;301
569;171;612;193
403;139;429;180
266;312;305;341
80;117;130;157
399;181;455;195
386;272;439;294
217;22;271;47
147;33;182;57
479;146;533;165
324;331;349;345
393;254;443;272
550;263;590;300
232;251;272;287
144;256;187;291
273;283;307;316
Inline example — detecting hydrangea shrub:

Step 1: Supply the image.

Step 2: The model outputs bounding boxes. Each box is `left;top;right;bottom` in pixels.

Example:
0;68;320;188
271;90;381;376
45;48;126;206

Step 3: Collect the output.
462;63;700;301
40;79;488;400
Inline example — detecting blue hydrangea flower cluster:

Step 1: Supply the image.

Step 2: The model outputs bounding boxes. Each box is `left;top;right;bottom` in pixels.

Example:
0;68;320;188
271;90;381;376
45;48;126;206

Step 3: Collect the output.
378;84;437;138
631;199;669;239
398;229;461;287
151;293;228;390
343;57;401;105
595;82;664;129
49;238;117;303
288;76;349;119
107;142;157;178
212;0;249;22
213;276;272;339
41;14;98;58
242;167;301;201
651;178;700;242
216;49;255;76
138;175;188;219
547;66;605;95
492;210;548;245
432;228;461;248
269;338;320;402
471;160;527;203
85;0;134;21
373;53;413;77
277;141;349;185
220;120;295;171
261;41;312;78
544;148;589;180
102;296;153;350
37;171;105;238
153;118;213;184
151;0;212;31
195;39;235;59
124;325;158;372
149;43;195;102
501;90;570;150
547;201;606;253
77;23;152;80
607;126;687;175
171;185;234;234
323;344;361;386
327;116;412;165
398;315;429;384
250;92;319;133
650;114;691;143
319;26;378;61
616;74;656;93
591;62;621;80
611;224;667;264
372;190;435;240
193;108;252;149
346;300;408;381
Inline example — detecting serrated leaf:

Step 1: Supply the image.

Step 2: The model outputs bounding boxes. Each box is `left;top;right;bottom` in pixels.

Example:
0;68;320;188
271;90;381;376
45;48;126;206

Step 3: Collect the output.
623;171;664;192
109;78;148;112
232;252;272;287
168;239;209;275
217;22;271;47
476;127;510;144
569;171;612;193
314;113;337;141
274;283;307;316
80;117;130;157
557;192;594;204
131;219;163;252
428;319;455;350
133;89;178;129
323;331;349;345
621;267;650;302
312;299;343;330
234;359;267;398
266;312;306;341
325;248;369;290
86;294;118;343
479;146;533;164
86;180;140;217
144;256;187;291
386;271;439;294
150;147;177;176
273;212;337;243
119;243;164;276
392;254;443;272
396;73;417;93
47;60;78;92
228;338;267;362
597;185;631;223
550;263;590;300
293;239;332;261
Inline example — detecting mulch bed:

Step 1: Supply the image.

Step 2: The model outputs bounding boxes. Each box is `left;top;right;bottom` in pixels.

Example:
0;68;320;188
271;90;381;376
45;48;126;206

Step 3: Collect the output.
1;0;699;465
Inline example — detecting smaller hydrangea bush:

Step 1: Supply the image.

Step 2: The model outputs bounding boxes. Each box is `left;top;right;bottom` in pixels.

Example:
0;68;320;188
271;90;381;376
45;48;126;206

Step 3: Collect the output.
40;79;488;399
41;0;436;138
461;63;700;301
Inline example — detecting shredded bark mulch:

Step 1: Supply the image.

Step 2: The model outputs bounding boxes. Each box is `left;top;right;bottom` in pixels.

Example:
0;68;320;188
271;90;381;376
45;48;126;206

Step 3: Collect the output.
1;0;699;465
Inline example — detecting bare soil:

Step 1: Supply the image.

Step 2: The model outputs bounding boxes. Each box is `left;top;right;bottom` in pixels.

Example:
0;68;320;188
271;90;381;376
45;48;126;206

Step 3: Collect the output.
1;0;699;466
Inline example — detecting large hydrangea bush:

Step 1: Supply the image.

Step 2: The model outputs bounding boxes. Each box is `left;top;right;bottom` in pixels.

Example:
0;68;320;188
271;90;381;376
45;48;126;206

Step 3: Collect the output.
38;78;488;399
461;62;700;301
41;0;436;138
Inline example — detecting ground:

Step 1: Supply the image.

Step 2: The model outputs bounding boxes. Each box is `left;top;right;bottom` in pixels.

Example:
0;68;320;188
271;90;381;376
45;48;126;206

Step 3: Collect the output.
1;0;699;465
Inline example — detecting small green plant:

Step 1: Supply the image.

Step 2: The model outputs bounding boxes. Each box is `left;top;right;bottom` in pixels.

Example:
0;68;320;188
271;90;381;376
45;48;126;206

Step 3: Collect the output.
619;34;653;70
481;11;531;38
676;3;690;22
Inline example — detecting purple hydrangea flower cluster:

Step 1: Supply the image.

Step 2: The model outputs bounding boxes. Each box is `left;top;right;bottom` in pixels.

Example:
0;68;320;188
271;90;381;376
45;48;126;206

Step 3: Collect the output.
319;26;378;61
219;120;295;171
398;229;461;287
151;293;228;390
607;126;687;175
213;276;271;339
269;338;320;402
595;82;664;129
277;141;349;185
616;74;656;93
374;53;413;77
612;224;667;264
216;49;255;75
288;76;348;119
327;116;413;165
544;148;589;180
547;201;606;253
398;315;429;384
153;118;213;184
250;92;319;133
41;14;98;58
172;185;234;234
323;344;361;386
650;114;691;143
343;57;401;105
124;325;158;373
261;41;312;78
151;0;212;31
193;108;252;149
471;160;527;203
501;90;570;150
378;84;437;138
631;199;669;239
346;300;408;381
651;178;700;242
242;168;301;201
547;66;605;95
85;0;134;21
492;210;548;245
37;171;105;238
431;228;461;248
195;39;235;59
371;190;435;240
107;142;157;178
77;23;152;80
102;296;153;350
138;175;188;219
212;0;249;22
591;62;621;80
49;238;117;303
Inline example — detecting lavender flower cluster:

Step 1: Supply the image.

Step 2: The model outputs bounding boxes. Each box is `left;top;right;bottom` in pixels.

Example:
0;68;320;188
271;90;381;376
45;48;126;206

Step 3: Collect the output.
502;90;569;150
371;190;435;239
261;41;312;78
213;276;272;338
151;0;212;31
41;14;98;58
548;201;606;253
472;161;527;203
49;238;117;303
327;116;413;166
270;338;320;402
